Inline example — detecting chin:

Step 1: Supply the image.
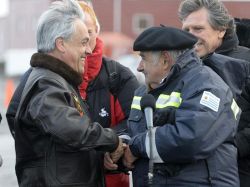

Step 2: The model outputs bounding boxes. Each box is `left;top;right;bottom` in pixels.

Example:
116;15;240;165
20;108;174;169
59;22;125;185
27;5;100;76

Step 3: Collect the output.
195;49;205;58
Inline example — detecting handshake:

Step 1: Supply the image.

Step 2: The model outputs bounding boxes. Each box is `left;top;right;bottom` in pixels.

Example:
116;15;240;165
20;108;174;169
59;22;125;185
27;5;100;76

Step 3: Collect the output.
104;138;137;170
110;138;126;163
104;138;126;170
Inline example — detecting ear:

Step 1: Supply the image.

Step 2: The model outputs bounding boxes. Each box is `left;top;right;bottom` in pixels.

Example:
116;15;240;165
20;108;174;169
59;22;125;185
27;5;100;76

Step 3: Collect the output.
162;51;172;69
218;29;226;39
55;37;66;53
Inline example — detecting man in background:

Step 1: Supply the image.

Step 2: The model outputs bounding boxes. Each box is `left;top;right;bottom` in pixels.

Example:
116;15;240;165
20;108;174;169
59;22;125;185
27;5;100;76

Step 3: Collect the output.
179;0;250;186
77;2;139;186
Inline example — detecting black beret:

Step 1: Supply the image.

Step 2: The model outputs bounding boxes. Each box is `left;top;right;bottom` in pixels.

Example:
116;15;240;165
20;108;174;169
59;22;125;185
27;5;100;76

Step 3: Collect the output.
133;26;197;51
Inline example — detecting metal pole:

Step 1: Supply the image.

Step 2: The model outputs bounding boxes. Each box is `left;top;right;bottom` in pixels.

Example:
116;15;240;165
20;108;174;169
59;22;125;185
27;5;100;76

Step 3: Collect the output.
113;0;121;32
148;127;154;186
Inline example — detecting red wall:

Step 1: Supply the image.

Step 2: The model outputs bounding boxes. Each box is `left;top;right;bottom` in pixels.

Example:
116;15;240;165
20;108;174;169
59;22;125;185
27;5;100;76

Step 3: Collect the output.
92;0;250;39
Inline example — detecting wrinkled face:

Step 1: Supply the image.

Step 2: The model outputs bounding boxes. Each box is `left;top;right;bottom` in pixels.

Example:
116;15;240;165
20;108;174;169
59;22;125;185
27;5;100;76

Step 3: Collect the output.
181;8;225;57
137;51;170;89
84;13;98;51
63;19;91;74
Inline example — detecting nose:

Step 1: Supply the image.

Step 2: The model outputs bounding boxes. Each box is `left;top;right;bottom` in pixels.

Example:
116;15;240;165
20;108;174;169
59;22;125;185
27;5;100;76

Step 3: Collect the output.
137;60;144;72
85;43;92;55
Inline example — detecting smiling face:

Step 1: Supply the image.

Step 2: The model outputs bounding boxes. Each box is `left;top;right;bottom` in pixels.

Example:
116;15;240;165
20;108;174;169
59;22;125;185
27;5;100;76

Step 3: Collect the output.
62;19;91;74
181;8;226;57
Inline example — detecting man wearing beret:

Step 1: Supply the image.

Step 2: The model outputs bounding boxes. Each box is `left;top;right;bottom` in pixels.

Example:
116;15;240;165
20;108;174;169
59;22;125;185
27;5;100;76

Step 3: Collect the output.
122;26;240;186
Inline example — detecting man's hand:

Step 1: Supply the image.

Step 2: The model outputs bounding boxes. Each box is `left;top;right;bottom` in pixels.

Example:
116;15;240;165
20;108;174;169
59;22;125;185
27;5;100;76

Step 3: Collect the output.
104;152;118;170
123;145;137;169
110;138;126;163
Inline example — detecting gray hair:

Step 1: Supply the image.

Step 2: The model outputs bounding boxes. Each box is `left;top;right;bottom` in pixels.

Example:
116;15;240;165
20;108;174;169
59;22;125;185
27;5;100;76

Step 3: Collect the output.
178;0;235;38
37;0;85;53
151;51;162;64
151;50;185;64
167;50;186;62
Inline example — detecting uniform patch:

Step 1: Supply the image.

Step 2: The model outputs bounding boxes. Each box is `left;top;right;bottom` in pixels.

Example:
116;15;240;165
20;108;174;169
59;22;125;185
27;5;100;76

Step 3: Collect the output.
71;93;84;116
200;91;220;112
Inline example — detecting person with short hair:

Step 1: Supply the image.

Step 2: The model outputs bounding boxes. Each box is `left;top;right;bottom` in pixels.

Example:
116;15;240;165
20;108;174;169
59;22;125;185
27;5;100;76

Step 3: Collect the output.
12;0;123;186
6;2;138;186
179;1;250;186
122;26;240;186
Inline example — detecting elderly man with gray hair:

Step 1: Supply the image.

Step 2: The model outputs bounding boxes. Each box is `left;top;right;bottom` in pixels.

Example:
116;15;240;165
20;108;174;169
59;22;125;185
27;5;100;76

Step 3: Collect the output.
122;26;240;187
12;0;123;186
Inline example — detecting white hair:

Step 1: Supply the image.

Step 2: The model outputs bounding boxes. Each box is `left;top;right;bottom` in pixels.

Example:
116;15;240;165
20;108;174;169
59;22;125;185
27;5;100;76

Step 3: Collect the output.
151;50;185;64
37;0;85;53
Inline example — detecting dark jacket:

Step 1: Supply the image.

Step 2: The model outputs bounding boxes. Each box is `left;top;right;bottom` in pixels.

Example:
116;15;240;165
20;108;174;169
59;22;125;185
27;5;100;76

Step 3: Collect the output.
216;32;250;185
128;50;240;187
235;18;250;48
202;53;250;101
6;68;32;137
83;57;139;175
85;57;139;132
7;58;139;137
14;53;119;187
216;32;250;62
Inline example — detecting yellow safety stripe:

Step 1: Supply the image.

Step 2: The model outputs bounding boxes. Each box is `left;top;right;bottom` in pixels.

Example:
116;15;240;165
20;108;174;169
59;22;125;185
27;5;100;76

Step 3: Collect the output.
131;92;182;110
156;92;182;109
131;96;142;110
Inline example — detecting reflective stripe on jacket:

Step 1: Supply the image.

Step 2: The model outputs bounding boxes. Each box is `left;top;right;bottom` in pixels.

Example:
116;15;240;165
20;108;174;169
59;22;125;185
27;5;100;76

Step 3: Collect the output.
128;49;240;187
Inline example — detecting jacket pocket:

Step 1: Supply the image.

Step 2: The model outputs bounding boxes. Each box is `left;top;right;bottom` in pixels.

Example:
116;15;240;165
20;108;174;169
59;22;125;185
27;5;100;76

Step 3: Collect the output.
128;110;147;136
55;149;98;185
128;109;142;122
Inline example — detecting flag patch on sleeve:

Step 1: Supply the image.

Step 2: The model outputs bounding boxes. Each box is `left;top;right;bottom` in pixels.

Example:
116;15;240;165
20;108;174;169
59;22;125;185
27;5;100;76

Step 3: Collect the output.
200;91;220;112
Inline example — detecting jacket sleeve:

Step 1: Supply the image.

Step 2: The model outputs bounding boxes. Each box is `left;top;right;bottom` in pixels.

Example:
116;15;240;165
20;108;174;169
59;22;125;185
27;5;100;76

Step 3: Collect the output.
111;63;139;135
129;86;239;163
23;78;119;152
6;68;32;137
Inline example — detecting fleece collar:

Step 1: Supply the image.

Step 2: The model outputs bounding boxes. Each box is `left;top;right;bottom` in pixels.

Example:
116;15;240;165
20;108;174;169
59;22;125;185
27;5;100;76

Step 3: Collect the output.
215;32;239;54
30;53;82;87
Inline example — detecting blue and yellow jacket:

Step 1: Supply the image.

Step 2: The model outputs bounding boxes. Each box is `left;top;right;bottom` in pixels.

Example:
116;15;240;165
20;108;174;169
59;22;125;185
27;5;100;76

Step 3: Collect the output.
128;49;240;187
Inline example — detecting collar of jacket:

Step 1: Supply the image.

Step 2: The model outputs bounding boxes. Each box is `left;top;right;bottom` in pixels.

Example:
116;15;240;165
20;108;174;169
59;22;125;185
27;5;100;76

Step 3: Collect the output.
215;31;239;55
156;49;201;89
30;53;82;87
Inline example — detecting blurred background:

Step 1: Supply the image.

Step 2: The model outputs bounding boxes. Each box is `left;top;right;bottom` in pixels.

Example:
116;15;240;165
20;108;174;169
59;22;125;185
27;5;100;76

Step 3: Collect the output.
1;0;250;186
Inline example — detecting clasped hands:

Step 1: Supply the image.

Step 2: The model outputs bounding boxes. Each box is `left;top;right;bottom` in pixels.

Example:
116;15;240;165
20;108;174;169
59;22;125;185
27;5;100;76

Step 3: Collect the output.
104;138;137;170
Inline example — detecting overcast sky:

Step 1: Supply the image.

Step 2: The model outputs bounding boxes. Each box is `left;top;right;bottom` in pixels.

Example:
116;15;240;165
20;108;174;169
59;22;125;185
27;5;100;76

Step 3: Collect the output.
0;0;9;18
